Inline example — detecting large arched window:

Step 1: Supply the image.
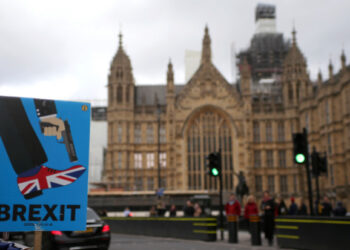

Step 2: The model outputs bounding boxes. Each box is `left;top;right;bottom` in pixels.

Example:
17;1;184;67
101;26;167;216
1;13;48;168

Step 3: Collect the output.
187;109;234;191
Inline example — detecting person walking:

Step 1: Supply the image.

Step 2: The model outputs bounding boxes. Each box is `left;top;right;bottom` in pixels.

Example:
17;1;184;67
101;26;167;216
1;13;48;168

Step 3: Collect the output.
261;191;275;246
244;195;259;220
123;207;131;217
275;197;287;216
183;200;195;217
194;203;202;217
320;196;333;216
169;204;177;217
157;201;166;217
288;197;298;215
333;201;347;216
225;193;241;217
298;198;308;215
149;205;157;217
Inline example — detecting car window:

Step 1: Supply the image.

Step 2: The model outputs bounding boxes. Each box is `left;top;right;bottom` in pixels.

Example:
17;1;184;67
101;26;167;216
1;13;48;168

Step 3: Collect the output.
87;208;101;221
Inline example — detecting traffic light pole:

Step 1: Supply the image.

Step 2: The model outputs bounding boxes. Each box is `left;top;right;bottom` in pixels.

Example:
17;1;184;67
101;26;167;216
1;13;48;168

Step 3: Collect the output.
304;128;314;216
218;149;224;240
311;148;321;215
315;173;320;213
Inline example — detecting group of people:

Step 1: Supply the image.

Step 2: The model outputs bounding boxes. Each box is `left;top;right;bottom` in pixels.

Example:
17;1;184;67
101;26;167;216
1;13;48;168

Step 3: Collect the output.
316;195;347;216
276;195;347;217
275;196;307;216
224;191;278;246
122;192;347;246
183;200;203;217
148;200;205;217
225;191;348;246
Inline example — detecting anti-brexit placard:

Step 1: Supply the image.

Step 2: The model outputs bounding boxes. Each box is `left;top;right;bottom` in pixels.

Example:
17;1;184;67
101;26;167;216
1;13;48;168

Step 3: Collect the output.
0;96;90;231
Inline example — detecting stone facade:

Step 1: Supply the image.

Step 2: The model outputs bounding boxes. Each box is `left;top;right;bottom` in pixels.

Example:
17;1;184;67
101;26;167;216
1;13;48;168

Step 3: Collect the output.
102;26;350;207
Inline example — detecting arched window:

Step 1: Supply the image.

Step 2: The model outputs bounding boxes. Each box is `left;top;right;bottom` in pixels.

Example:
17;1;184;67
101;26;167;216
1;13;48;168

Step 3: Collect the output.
117;85;123;103
186;110;234;191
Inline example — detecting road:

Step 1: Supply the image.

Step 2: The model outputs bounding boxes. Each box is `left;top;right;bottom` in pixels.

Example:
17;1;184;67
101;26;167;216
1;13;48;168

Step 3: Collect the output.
109;231;281;250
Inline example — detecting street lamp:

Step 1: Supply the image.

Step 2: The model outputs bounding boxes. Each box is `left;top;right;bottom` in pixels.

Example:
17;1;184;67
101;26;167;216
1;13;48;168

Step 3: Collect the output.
156;98;161;191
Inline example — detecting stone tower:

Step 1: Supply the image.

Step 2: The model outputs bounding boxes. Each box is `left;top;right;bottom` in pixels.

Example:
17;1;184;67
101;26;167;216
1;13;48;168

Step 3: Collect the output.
105;33;135;187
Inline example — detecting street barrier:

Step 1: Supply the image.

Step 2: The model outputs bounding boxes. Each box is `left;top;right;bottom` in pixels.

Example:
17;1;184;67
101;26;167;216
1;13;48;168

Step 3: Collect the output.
104;217;217;241
227;215;238;243
275;216;350;250
249;215;261;246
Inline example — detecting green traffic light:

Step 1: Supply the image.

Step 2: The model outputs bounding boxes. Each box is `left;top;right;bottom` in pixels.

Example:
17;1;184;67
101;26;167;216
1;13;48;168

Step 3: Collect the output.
295;153;306;164
211;168;219;176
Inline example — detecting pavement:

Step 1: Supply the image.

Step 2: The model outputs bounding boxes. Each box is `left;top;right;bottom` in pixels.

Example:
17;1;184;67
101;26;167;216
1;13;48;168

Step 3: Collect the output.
109;230;289;250
3;230;291;250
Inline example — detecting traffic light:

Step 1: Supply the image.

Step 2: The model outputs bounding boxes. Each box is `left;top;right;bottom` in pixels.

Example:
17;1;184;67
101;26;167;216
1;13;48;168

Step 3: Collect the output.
319;156;328;174
206;152;221;177
293;132;307;164
311;150;320;176
311;149;328;177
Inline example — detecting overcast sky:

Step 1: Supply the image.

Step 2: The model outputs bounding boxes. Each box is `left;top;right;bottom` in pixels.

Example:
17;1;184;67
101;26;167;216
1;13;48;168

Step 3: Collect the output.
0;0;349;101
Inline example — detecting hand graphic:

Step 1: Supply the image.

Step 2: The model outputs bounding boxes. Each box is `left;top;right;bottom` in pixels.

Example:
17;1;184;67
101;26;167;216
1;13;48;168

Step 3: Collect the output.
40;116;65;140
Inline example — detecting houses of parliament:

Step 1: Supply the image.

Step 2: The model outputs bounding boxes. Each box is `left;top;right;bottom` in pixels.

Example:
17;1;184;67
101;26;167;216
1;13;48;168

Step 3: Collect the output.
101;4;350;207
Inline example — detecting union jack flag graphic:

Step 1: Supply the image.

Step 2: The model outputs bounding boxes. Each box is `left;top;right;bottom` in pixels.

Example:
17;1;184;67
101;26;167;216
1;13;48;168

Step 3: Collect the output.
17;165;86;196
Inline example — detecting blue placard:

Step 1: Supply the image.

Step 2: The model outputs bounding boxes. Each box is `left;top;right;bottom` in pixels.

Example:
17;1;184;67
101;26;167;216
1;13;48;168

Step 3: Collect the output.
0;96;90;232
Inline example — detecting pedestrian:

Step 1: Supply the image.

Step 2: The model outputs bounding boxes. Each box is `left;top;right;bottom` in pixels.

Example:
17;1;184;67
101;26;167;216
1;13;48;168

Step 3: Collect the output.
244;195;259;220
333;201;347;216
244;195;259;237
225;193;241;217
194;203;202;217
275;197;287;216
297;198;308;215
102;209;108;217
261;191;275;246
183;200;195;217
123;207;131;217
320;195;333;216
169;204;177;217
149;205;157;217
288;197;298;215
157;202;166;217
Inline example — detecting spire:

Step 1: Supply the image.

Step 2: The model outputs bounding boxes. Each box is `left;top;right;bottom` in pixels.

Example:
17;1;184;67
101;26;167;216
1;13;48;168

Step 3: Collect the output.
283;27;307;79
167;59;174;93
201;25;211;64
328;59;333;79
341;49;346;70
119;32;123;48
317;69;323;85
112;31;132;71
292;27;297;47
167;59;174;82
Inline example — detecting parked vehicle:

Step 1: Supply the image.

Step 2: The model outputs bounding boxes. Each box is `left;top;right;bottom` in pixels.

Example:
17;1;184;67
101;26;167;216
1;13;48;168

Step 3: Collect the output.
25;207;111;250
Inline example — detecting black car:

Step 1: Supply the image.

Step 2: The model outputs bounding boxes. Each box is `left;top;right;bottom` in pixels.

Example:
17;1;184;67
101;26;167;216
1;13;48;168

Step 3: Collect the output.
40;207;111;250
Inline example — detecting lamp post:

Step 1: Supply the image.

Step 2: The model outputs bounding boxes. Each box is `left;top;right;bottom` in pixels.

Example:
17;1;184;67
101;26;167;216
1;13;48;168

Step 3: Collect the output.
157;100;161;191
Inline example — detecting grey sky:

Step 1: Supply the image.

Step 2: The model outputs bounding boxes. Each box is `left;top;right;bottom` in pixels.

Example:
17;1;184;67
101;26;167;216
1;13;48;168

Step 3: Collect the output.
0;0;349;101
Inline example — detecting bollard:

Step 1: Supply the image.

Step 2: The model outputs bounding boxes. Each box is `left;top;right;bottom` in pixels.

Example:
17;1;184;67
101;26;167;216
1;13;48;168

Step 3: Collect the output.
249;215;261;246
227;215;238;243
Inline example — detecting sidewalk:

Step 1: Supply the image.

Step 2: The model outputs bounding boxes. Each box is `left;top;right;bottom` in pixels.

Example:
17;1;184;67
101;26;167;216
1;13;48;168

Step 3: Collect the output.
215;230;288;250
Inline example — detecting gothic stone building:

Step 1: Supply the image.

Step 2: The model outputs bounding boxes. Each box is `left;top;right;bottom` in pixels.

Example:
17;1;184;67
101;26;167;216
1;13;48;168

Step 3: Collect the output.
102;26;350;207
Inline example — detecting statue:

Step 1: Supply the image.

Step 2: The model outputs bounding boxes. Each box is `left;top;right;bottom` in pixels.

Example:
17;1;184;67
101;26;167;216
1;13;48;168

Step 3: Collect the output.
235;171;249;201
